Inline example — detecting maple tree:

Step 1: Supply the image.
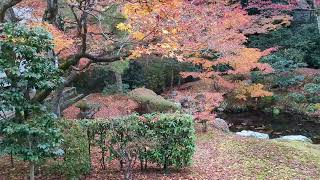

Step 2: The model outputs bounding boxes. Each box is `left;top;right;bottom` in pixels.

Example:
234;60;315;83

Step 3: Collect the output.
1;0;296;118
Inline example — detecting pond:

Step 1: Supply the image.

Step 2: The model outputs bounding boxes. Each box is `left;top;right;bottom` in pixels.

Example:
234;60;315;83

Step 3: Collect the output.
219;112;320;144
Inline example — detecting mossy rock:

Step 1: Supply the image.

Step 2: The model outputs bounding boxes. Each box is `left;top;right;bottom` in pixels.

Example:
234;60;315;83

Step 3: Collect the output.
128;88;180;113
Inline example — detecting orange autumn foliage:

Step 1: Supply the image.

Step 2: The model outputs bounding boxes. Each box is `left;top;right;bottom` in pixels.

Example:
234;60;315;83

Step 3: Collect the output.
234;82;273;101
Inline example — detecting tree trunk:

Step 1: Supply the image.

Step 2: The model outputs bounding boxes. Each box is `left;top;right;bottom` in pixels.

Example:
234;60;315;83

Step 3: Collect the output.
29;162;35;180
315;0;320;34
5;7;18;22
0;0;23;23
43;0;59;26
10;152;14;168
115;72;123;93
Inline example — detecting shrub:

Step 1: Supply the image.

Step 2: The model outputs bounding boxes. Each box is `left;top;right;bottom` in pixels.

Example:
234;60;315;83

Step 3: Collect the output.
73;64;115;93
123;57;199;93
52;120;91;178
78;112;195;177
260;53;307;71
312;76;320;84
248;24;320;68
128;88;179;113
272;75;305;89
122;61;146;89
303;83;320;95
108;114;153;179
287;93;307;103
0;114;64;179
102;83;130;95
251;71;266;83
306;103;320;113
146;113;195;173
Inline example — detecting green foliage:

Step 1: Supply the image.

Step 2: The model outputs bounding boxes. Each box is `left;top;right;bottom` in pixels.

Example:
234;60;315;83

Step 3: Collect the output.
0;23;64;178
313;76;320;84
128;88;179;113
260;53;308;71
287;93;307;103
248;24;320;69
107;114;153;176
0;23;62;120
52;120;91;179
306;103;320;113
78;112;195;176
73;64;115;93
123;61;146;89
0;114;64;163
272;74;304;89
146;113;196;171
102;83;130;95
251;71;266;83
108;60;130;74
123;58;199;93
303;83;320;96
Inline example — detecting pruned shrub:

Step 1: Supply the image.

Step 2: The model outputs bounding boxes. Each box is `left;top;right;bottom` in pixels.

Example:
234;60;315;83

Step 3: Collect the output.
287;93;307;103
78;112;195;178
128;88;179;113
304;83;320;96
272;74;305;89
52;120;91;179
146;113;196;173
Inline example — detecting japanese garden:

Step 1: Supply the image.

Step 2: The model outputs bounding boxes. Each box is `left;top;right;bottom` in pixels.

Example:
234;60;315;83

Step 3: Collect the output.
0;0;320;179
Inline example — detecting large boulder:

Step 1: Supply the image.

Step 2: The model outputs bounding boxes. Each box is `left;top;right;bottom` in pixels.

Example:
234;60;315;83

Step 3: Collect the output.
236;130;269;139
128;88;179;113
275;135;312;143
213;118;230;133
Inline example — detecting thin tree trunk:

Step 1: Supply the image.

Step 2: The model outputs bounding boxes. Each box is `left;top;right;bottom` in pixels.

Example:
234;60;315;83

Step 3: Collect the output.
5;7;18;22
315;0;320;34
10;152;14;168
29;162;35;180
43;0;59;27
115;72;123;93
0;0;22;23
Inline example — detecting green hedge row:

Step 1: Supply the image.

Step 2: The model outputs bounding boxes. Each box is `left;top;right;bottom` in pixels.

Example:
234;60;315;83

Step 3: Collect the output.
57;112;195;179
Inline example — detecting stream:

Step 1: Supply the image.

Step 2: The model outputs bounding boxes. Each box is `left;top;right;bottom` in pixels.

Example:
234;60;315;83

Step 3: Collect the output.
219;112;320;144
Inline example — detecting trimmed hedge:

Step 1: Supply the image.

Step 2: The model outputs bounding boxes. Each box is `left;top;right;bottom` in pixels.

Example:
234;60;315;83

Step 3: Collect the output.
79;112;195;176
128;88;180;113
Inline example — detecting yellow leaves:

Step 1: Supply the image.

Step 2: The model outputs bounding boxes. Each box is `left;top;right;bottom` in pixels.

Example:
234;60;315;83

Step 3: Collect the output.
220;48;264;74
128;49;142;60
116;23;132;32
11;37;26;44
171;28;178;34
123;4;151;17
235;82;273;101
131;31;145;40
162;29;170;34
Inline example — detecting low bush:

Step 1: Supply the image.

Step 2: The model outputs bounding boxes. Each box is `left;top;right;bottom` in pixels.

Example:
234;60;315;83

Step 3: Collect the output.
287;93;307;103
128;88;180;113
123;57;199;93
272;74;305;89
146;113;196;172
52;120;91;179
304;83;320;95
78;112;195;178
248;24;320;69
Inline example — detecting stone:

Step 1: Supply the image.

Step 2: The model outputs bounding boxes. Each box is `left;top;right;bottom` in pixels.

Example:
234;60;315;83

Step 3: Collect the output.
275;135;312;143
179;96;193;108
236;130;269;139
217;107;224;112
213;118;230;133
